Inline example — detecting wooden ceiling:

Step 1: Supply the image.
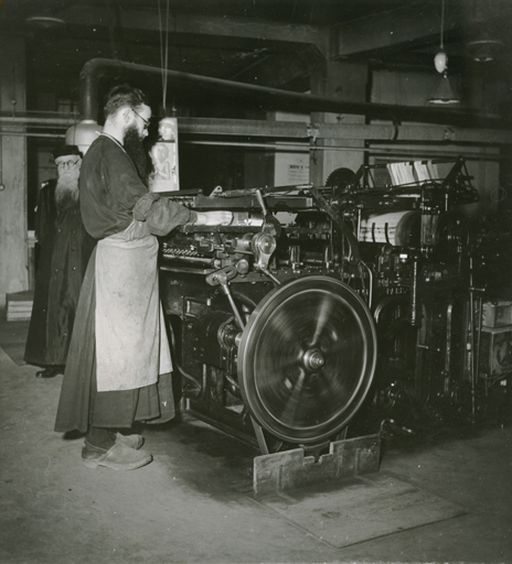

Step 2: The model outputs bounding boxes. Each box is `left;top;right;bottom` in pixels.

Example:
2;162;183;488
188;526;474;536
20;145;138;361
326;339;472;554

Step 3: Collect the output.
1;0;511;115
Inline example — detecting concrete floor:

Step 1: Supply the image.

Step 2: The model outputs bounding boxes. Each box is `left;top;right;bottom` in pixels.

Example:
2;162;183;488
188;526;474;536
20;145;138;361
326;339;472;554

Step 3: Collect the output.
1;320;512;563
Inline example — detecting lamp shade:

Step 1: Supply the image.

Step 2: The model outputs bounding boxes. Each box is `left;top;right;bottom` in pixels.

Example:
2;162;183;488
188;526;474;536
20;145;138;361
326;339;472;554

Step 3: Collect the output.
467;39;503;62
65;119;102;155
428;73;460;105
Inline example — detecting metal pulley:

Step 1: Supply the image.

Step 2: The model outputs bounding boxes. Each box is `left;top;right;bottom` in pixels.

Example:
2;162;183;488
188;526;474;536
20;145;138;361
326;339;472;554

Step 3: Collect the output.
237;275;377;444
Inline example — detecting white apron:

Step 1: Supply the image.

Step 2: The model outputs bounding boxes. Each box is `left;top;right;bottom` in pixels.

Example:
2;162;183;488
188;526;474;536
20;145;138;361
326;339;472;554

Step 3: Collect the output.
95;220;172;392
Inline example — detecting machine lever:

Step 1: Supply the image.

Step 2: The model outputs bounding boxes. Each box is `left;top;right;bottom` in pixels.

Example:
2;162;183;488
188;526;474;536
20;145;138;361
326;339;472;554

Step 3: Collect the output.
258;266;281;286
255;188;268;216
206;266;245;330
205;265;237;286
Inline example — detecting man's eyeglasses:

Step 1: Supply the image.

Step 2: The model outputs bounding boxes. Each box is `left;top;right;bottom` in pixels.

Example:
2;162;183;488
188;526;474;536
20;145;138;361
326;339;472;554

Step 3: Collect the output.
132;108;150;130
56;158;80;169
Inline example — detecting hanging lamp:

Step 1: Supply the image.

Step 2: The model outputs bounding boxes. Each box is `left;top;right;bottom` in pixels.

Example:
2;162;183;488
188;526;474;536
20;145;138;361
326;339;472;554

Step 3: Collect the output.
465;0;503;63
428;0;460;105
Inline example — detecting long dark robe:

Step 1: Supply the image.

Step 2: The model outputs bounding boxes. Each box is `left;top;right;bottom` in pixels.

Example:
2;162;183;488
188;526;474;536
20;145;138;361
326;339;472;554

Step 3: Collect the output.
24;180;94;367
55;135;192;433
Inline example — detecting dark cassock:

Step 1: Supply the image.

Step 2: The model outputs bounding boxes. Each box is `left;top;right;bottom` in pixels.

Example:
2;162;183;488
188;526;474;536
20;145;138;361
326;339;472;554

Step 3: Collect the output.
25;173;94;373
54;133;194;434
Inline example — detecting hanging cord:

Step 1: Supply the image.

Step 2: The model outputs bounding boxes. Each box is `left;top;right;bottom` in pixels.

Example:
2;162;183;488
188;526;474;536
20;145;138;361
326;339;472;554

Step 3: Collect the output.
440;0;445;49
157;0;170;113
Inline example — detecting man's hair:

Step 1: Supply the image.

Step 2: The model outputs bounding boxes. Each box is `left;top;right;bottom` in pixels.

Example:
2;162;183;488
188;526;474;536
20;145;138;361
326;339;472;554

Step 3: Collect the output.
103;84;147;117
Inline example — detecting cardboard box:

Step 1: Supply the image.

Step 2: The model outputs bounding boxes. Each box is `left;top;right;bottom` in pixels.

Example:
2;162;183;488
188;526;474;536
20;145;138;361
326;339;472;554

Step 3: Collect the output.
482;301;512;328
479;325;512;378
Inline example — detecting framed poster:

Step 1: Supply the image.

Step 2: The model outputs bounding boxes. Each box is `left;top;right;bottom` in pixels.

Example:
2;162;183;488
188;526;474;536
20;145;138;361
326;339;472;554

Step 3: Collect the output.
150;117;179;192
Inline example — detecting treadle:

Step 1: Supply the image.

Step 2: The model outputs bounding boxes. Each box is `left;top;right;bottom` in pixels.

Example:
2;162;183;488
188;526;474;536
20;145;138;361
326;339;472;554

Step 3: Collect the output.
253;433;381;496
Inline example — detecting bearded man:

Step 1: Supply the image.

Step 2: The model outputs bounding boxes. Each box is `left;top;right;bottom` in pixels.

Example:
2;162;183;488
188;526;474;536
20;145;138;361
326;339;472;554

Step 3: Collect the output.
54;84;231;470
25;145;95;378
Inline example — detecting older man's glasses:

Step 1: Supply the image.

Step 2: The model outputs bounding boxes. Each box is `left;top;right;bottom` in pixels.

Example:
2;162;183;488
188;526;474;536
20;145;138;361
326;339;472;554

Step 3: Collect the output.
56;158;80;169
132;108;150;130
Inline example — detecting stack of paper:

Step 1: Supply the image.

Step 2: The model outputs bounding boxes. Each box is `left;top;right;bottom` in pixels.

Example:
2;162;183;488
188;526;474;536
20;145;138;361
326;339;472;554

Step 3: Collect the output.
386;160;441;186
5;290;33;322
386;162;416;186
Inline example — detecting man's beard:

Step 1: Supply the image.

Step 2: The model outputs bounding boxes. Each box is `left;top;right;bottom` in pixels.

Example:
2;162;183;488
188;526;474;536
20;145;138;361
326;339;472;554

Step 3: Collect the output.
124;126;149;183
55;169;79;210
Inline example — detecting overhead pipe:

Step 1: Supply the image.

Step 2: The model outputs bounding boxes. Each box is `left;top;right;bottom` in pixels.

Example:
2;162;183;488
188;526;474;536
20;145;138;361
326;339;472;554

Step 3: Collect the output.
0;115;76;126
79;57;512;131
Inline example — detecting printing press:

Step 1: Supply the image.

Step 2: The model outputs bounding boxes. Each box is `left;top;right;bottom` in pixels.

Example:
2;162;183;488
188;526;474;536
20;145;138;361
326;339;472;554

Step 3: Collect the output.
158;158;483;454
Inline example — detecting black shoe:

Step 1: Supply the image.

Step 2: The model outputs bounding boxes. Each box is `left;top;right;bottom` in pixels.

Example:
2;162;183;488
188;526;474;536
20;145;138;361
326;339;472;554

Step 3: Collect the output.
35;366;63;378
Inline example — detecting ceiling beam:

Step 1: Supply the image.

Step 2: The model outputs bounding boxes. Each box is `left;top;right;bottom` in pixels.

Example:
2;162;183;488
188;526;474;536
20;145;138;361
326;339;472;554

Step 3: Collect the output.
331;1;466;60
56;5;329;56
229;47;318;88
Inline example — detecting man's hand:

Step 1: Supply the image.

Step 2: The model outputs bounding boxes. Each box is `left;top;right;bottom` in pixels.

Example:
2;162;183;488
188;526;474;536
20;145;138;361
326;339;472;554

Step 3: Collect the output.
194;211;233;226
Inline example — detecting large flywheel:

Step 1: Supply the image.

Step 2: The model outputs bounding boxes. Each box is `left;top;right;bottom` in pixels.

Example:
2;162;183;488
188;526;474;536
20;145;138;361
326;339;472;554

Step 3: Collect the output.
237;275;377;444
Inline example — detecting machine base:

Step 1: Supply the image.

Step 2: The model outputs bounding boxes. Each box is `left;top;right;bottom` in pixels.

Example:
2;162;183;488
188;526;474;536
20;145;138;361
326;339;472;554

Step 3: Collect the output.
253;433;381;496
